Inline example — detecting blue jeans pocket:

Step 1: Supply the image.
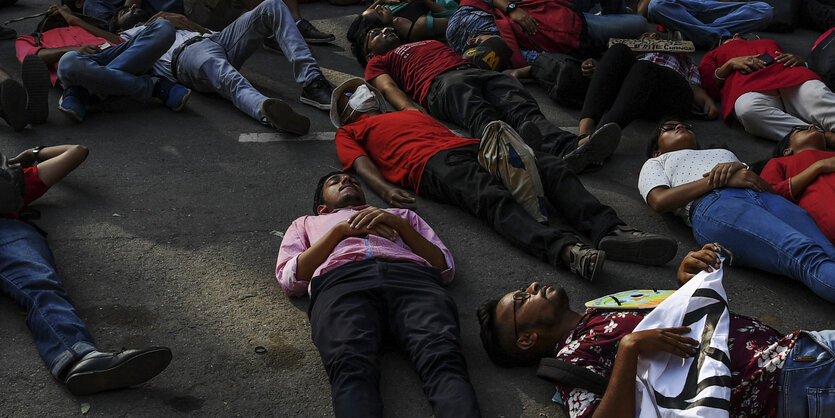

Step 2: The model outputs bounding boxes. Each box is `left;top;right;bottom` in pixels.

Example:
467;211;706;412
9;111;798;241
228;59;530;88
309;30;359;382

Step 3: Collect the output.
808;388;835;417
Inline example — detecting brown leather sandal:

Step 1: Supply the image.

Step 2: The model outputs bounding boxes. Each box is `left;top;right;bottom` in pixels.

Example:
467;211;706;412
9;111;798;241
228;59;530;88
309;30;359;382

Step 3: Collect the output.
568;244;606;282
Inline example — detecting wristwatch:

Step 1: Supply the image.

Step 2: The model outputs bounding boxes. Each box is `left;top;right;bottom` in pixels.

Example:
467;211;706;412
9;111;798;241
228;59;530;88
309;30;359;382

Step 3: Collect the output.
506;2;518;14
32;145;45;164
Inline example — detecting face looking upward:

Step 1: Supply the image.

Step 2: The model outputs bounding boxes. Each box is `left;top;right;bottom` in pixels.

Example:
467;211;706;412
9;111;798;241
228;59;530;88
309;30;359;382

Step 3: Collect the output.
318;173;366;214
653;121;698;157
494;282;570;348
365;27;401;60
785;125;827;156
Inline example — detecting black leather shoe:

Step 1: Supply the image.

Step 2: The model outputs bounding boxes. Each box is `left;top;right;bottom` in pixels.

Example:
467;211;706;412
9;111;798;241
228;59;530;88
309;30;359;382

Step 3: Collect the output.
562;122;621;173
598;225;678;266
0;79;28;132
300;76;333;110
63;347;172;396
22;54;51;125
296;19;335;44
261;98;310;135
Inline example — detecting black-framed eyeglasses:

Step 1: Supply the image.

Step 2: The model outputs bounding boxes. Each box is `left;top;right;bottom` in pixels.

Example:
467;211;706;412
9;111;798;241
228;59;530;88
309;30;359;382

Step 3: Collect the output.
791;124;825;134
660;122;694;132
512;289;531;341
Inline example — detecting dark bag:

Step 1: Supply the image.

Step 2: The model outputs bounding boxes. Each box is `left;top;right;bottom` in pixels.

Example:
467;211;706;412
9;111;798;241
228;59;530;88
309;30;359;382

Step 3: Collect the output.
758;0;800;32
0;151;26;214
529;52;589;109
537;357;608;394
808;27;835;91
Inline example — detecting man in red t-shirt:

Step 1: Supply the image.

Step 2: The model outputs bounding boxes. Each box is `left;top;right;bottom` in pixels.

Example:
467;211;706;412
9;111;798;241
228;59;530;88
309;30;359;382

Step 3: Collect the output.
353;28;622;174
331;79;678;280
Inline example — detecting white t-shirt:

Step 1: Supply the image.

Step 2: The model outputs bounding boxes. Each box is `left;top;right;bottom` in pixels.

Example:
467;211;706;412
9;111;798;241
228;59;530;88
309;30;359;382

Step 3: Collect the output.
120;26;214;81
638;148;739;223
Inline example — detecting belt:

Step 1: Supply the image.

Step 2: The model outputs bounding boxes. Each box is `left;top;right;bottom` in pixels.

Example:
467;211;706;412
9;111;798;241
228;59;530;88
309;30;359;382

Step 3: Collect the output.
688;194;706;223
170;36;207;81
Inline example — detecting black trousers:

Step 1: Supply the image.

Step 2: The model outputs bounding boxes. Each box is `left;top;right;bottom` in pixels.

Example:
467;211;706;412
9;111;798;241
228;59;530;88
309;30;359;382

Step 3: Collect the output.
800;0;835;31
425;68;579;157
581;43;693;130
418;144;623;267
309;259;480;418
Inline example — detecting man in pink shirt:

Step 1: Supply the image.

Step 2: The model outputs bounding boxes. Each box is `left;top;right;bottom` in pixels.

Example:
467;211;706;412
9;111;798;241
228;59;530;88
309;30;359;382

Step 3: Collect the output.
275;171;480;418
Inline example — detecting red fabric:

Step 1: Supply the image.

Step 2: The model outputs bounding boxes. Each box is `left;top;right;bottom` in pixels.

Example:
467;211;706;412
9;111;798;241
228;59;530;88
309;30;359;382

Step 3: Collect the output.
3;166;50;220
365;40;469;105
15;27;119;86
335;111;479;191
761;149;835;244
699;39;821;121
813;27;835;50
459;0;582;68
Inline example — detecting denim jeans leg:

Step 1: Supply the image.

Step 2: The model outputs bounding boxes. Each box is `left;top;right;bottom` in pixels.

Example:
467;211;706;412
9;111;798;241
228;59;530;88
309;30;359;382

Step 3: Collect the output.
0;219;96;377
648;0;770;46
176;42;267;121
209;0;321;86
583;13;649;51
57;20;176;100
690;189;835;303
778;330;835;417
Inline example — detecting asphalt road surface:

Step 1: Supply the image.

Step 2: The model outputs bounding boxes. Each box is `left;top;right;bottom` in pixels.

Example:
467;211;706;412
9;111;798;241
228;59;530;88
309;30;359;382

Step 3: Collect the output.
1;1;834;416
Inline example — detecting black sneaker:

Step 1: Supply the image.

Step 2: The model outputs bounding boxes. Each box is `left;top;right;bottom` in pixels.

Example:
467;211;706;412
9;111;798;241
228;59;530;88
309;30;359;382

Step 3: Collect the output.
562;122;621;173
261;98;310;135
21;54;51;125
0;26;16;40
300;76;333;110
296;19;335;44
0;79;28;131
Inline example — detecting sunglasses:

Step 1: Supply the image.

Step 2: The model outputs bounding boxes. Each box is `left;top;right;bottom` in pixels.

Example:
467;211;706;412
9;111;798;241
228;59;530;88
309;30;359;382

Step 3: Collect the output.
660;123;694;132
791;125;825;134
512;288;531;341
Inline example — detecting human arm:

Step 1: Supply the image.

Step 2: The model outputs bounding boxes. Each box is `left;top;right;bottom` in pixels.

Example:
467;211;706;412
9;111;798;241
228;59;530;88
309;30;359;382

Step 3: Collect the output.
417;0;449;14
774;52;804;68
349;207;448;270
491;0;538;36
48;5;123;45
352;156;417;208
691;85;719;120
368;74;421;111
646;163;769;213
676;243;721;286
785;157;835;199
581;58;596;78
636;0;650;16
146;11;209;34
9;145;89;187
591;327;698;418
712;55;768;88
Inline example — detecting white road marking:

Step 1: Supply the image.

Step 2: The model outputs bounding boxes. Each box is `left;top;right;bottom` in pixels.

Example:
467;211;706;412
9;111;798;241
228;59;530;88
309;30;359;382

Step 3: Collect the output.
238;132;335;142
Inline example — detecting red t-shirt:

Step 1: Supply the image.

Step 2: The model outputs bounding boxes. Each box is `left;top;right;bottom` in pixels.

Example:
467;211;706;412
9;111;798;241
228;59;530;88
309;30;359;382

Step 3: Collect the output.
364;40;470;105
335;110;479;191
699;39;820;121
15;27;121;85
2;166;50;220
761;149;835;244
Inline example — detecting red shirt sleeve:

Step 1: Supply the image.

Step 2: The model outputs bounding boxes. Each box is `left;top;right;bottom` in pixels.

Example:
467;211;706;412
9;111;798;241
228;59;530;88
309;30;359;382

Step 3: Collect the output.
15;35;42;62
760;159;796;202
334;125;368;170
699;49;721;99
364;55;389;82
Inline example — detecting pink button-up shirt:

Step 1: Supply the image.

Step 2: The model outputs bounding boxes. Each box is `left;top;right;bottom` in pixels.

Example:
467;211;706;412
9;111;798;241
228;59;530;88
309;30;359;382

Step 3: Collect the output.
275;206;455;297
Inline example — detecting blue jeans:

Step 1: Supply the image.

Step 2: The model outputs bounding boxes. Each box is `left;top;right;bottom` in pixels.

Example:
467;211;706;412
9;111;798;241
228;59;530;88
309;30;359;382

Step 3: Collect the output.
779;330;835;417
0;219;95;378
176;0;321;121
647;0;773;47
690;188;835;303
57;19;176;100
584;12;649;51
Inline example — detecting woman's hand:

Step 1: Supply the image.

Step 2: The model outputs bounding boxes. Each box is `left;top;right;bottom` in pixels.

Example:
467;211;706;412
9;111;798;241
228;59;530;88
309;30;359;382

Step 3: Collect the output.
775;52;804;68
702;99;719;120
677;243;721;285
724;55;767;74
726;168;770;192
581;58;596;78
620;327;699;358
703;161;746;188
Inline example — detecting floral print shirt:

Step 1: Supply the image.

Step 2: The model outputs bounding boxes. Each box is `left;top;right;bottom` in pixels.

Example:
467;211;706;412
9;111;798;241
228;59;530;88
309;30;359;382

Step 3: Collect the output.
554;309;799;418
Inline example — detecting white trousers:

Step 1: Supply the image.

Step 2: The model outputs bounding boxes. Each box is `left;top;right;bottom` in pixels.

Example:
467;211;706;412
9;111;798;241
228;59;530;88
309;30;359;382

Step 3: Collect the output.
734;79;835;141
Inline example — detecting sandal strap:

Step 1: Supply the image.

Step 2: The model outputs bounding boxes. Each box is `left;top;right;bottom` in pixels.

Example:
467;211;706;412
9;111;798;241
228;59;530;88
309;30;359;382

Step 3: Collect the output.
569;244;605;282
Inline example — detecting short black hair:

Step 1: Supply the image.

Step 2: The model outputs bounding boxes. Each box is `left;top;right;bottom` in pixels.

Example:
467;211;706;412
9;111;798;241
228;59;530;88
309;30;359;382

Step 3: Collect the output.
346;14;380;68
312;170;352;215
476;299;539;368
645;115;692;158
108;5;149;33
774;130;795;158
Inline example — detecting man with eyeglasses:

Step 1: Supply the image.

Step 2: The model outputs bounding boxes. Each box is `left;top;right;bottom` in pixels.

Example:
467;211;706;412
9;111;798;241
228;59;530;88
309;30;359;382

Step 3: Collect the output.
352;27;623;174
700;34;835;144
329;78;678;282
477;243;835;417
275;171;481;417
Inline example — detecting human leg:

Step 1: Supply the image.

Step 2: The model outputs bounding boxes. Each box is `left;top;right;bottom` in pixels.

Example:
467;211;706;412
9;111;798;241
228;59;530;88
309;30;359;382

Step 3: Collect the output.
734;91;807;141
580;43;637;131
778;330;835;417
57;19;176;100
800;0;835;31
0;219;96;377
690;189;835;302
418;146;584;267
647;0;744;47
0;69;27;131
209;0;321;86
383;262;481;417
706;1;773;37
308;260;388;418
781;80;835;135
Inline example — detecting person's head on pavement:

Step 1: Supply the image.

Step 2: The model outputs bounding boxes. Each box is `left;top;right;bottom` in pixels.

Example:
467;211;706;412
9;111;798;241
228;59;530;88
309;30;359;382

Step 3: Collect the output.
774;124;828;157
313;171;366;215
354;26;402;67
646;117;698;158
109;2;149;33
329;78;387;128
477;282;583;367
